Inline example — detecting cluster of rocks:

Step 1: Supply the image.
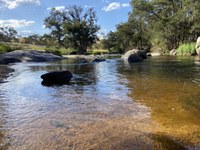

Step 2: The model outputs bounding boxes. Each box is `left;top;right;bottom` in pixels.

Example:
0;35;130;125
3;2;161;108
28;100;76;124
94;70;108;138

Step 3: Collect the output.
2;40;200;86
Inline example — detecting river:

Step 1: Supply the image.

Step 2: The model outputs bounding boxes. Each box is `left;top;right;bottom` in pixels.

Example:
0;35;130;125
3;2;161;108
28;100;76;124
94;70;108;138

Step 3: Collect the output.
0;56;199;149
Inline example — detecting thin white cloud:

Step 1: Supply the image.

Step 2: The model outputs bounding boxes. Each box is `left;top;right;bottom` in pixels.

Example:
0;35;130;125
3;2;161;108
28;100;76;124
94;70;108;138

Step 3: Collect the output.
102;2;130;12
0;0;41;9
47;6;66;12
121;3;130;7
19;30;33;36
84;5;92;8
101;0;109;3
0;19;35;28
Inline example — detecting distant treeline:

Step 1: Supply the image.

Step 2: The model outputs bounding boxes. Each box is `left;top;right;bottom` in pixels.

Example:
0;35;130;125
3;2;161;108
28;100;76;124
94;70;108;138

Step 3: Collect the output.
103;0;200;54
1;1;200;55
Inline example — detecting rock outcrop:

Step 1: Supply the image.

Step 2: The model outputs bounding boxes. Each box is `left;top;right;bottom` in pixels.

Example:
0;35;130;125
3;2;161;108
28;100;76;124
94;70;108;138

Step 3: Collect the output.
169;49;176;56
195;37;200;56
0;50;62;64
91;58;106;63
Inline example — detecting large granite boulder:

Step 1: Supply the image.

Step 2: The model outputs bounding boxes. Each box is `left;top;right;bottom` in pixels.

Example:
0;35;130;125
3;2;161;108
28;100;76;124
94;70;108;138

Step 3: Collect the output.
122;49;147;63
41;71;73;86
195;37;200;56
0;50;62;64
169;49;177;56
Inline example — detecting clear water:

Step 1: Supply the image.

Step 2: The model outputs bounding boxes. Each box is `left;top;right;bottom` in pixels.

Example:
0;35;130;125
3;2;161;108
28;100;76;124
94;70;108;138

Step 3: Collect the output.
0;56;199;149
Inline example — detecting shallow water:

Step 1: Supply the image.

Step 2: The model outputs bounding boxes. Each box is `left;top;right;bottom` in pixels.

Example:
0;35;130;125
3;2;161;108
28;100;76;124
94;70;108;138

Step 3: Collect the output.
0;56;199;149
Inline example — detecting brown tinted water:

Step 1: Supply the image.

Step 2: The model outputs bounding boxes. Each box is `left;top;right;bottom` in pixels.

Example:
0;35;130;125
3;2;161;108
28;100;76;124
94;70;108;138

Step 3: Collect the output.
0;56;199;149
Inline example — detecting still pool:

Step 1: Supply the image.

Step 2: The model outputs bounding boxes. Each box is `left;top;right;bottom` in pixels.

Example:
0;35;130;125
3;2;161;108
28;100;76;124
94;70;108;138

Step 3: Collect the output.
0;56;199;149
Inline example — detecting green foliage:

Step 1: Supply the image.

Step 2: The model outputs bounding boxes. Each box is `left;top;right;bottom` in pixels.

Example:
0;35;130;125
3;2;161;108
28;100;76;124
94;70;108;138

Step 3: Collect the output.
45;46;75;55
0;43;12;53
0;43;23;53
44;5;100;54
130;0;200;53
87;49;109;55
177;43;196;55
0;27;17;42
102;13;151;54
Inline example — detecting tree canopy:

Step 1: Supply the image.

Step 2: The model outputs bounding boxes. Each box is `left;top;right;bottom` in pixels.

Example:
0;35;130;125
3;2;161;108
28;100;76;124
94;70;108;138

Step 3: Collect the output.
103;0;200;54
44;5;100;54
0;27;17;42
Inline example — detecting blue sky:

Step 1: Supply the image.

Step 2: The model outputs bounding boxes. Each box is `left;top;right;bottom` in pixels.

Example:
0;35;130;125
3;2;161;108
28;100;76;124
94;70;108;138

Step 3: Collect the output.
0;0;131;37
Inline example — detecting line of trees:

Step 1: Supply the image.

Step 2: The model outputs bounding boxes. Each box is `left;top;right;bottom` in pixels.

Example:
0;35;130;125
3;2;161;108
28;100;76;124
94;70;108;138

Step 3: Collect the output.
102;0;200;54
0;5;100;55
2;2;200;55
0;27;17;42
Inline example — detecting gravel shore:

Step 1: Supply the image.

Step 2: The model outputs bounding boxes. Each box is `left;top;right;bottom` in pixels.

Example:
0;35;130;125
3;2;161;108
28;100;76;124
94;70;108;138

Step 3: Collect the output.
0;65;14;83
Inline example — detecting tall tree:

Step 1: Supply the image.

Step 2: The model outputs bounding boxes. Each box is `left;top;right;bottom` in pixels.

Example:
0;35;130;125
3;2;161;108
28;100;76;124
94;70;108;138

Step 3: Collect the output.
131;0;200;50
44;5;100;54
0;27;17;42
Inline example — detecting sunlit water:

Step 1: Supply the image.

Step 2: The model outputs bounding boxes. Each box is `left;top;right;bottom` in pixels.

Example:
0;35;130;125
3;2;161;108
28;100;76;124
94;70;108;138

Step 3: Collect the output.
0;56;199;150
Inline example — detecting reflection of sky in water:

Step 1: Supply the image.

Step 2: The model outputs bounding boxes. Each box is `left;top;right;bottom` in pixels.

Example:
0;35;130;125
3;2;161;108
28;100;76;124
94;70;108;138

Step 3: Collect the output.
0;56;199;149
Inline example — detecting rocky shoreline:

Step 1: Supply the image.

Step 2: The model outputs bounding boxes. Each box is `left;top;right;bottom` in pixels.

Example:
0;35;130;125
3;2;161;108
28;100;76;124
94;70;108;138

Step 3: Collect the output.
0;65;14;83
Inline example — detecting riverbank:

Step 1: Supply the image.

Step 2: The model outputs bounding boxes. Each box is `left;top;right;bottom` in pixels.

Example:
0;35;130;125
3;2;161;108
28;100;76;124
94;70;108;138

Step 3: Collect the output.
63;54;122;59
0;65;14;83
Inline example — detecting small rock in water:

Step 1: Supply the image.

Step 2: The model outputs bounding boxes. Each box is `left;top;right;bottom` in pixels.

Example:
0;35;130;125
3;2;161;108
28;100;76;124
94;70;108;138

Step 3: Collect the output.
91;58;106;63
41;71;73;86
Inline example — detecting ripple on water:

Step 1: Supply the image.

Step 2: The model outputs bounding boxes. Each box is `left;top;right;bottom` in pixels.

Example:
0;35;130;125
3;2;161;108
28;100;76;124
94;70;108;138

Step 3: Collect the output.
0;57;199;149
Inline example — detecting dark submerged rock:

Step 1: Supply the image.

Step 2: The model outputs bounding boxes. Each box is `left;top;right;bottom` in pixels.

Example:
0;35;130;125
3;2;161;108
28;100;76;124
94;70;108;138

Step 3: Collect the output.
41;71;73;86
0;57;21;64
0;66;14;83
91;58;106;63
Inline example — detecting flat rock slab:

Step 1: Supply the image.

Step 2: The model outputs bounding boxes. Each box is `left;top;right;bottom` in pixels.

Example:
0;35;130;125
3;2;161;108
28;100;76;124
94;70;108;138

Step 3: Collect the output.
0;50;62;64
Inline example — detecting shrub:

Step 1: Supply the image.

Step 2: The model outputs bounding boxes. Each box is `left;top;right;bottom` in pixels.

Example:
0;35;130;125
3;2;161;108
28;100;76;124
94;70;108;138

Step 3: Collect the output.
177;43;196;55
87;49;109;55
45;46;76;55
0;43;12;53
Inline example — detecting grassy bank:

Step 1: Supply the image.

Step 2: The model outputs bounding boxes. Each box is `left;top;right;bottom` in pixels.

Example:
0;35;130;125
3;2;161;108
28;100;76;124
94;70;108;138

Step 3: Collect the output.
0;42;109;56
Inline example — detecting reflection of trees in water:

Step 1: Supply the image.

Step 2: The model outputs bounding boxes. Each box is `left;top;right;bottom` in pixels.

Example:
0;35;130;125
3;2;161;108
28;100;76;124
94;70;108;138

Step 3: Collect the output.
120;56;200;147
30;60;98;94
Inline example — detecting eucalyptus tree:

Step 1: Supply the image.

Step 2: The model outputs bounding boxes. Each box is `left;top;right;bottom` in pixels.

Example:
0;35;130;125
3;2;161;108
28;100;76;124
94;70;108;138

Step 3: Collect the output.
0;27;17;42
44;5;100;54
131;0;200;50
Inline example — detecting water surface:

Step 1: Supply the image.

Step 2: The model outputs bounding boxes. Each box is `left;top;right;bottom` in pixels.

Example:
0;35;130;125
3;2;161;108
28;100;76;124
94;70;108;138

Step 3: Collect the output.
0;56;199;149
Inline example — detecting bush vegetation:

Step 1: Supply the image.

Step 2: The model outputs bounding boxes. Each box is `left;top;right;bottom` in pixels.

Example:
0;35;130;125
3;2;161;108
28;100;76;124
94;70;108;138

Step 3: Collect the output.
177;43;196;55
